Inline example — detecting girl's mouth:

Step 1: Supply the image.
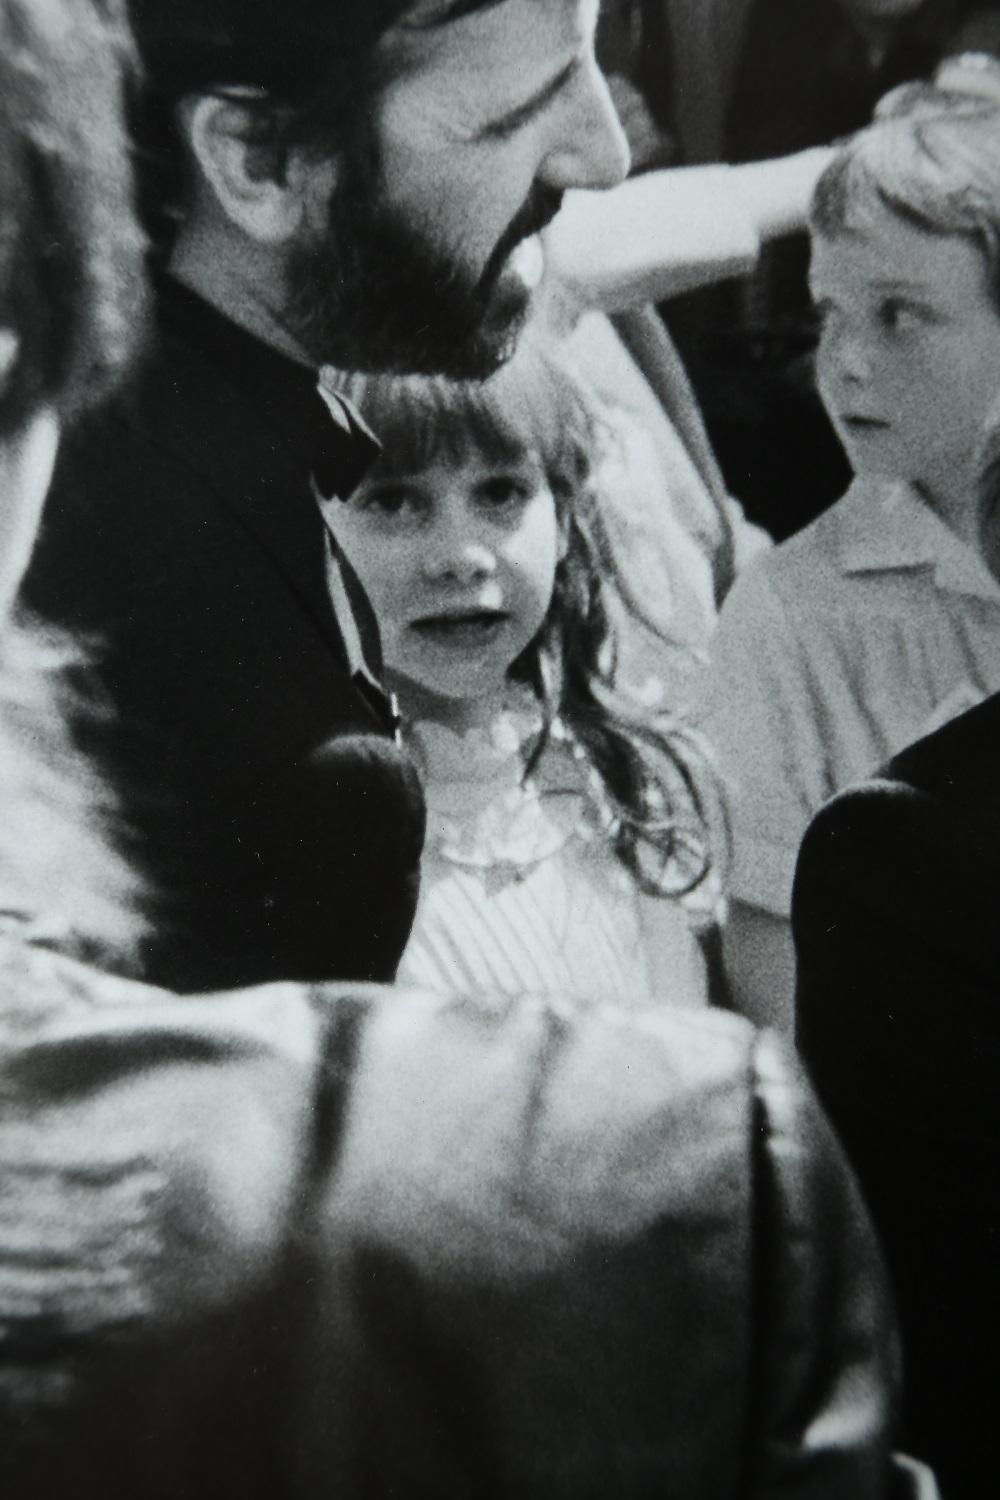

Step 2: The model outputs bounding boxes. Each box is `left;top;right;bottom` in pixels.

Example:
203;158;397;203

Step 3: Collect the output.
841;414;891;432
410;610;508;644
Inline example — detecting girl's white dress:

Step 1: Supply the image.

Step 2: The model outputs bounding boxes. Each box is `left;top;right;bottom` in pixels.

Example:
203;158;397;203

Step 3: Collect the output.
397;698;708;1010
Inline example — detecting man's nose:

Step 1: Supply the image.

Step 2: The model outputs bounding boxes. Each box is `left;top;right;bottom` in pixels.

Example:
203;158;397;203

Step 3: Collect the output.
540;61;630;193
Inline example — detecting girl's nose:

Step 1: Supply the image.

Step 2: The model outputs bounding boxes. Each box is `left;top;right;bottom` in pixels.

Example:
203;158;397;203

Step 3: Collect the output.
827;327;874;385
424;517;498;585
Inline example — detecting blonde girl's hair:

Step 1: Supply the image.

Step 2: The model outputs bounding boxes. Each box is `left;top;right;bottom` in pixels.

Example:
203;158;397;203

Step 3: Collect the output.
329;335;722;898
810;83;1000;305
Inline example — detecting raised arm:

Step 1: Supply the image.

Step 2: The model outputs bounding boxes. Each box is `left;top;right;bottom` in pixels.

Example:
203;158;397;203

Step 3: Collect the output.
546;148;833;313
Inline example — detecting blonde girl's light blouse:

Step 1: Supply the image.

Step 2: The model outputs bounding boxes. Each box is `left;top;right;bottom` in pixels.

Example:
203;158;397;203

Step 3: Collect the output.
705;477;1000;918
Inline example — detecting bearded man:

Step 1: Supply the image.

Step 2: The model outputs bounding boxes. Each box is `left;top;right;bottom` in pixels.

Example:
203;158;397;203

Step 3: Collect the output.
21;0;629;991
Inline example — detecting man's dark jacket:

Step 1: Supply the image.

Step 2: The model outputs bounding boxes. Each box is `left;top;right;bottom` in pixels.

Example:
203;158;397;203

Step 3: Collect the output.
793;691;1000;1498
22;279;424;991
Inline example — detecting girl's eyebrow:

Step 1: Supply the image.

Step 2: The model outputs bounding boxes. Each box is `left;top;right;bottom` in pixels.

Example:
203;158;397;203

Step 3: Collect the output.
477;56;579;140
808;275;934;298
355;475;418;495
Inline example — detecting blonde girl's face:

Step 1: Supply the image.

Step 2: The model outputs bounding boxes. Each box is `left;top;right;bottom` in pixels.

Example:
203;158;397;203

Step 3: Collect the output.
811;203;1000;528
330;449;562;719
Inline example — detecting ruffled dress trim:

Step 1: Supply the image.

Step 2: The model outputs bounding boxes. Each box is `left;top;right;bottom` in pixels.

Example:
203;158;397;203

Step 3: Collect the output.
409;697;624;884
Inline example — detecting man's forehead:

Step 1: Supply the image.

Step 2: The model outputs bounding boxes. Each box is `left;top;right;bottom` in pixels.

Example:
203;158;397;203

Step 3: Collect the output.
397;0;507;22
382;0;598;70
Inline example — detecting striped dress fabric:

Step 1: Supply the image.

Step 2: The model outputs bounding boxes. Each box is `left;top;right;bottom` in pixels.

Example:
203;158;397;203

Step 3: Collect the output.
397;705;708;1012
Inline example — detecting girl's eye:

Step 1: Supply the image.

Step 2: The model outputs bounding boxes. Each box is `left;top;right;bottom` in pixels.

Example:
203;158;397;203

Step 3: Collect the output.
353;486;423;521
478;474;532;508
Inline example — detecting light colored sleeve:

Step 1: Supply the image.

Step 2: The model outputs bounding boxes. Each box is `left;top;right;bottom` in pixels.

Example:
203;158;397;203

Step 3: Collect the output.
704;562;832;917
546;150;834;314
547;166;759;312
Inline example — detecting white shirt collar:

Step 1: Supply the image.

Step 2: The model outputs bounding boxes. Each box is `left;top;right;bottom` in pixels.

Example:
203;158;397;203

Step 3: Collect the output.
835;476;1000;601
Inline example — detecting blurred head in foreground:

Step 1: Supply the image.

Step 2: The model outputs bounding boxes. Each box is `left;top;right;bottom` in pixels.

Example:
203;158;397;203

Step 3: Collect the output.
0;0;146;620
0;0;148;966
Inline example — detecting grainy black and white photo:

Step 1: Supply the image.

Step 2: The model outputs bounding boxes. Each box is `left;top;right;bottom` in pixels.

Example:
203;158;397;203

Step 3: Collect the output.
1;2;997;1496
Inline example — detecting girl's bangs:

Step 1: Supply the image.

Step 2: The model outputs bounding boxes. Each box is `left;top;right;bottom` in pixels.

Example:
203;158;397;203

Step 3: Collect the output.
328;346;588;486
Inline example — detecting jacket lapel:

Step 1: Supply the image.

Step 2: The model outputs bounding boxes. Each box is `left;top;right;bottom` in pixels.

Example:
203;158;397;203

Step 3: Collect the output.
134;325;352;670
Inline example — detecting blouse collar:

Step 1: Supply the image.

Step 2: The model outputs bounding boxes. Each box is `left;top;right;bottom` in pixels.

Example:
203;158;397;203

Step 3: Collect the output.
835;476;1000;602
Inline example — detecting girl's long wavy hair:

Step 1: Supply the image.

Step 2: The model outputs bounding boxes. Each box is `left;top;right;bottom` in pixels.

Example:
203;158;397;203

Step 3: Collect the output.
330;336;722;898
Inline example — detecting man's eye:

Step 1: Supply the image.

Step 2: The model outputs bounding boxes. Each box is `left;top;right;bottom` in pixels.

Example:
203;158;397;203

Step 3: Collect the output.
479;59;579;142
481;106;531;142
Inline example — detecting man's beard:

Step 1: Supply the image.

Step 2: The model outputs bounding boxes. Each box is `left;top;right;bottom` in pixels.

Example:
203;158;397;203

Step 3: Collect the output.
284;141;563;379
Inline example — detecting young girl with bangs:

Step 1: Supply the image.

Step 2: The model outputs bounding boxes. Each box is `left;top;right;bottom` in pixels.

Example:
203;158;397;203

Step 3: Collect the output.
324;339;720;1009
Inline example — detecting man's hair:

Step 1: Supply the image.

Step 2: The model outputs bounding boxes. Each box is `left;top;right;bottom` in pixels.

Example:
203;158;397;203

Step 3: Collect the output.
127;0;509;255
811;83;1000;307
0;0;147;434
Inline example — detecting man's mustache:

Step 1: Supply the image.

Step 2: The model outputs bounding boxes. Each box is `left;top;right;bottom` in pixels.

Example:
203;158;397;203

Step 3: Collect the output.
480;185;565;293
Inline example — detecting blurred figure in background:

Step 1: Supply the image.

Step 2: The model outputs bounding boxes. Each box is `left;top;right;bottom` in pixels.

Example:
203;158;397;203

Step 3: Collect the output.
728;0;1000;160
596;0;678;172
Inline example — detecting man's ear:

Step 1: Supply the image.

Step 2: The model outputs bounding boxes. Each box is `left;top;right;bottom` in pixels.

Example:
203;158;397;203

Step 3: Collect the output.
181;95;319;245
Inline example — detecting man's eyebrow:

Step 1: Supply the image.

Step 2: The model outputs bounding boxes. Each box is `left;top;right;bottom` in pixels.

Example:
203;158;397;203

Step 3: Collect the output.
866;278;935;294
478;57;579;139
405;0;508;26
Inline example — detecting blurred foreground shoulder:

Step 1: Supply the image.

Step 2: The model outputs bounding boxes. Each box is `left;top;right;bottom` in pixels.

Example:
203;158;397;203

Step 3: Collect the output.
301;992;899;1498
1;965;900;1497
